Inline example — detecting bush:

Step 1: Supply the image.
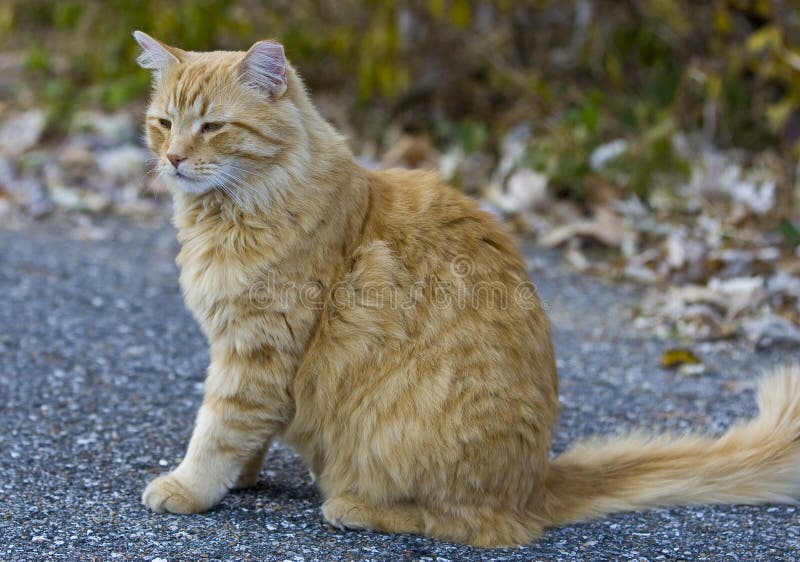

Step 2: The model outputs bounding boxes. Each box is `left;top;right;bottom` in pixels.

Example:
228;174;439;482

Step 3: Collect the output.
3;1;799;201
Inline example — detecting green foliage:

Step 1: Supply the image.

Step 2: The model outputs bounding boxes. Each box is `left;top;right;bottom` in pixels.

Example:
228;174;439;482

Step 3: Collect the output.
779;218;800;247
2;1;799;203
435;119;489;154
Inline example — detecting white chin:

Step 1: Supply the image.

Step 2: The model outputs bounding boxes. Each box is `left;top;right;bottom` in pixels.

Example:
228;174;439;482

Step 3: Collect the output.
167;175;215;195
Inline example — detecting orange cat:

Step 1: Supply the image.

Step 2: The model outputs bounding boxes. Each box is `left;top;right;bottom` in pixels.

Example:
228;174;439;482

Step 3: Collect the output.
134;31;800;547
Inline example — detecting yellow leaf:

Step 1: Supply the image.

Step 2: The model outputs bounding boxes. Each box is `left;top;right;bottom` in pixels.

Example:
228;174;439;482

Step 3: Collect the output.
661;348;702;369
746;25;782;53
754;0;772;18
783;50;800;73
766;98;794;132
713;8;732;34
450;0;471;28
707;74;722;100
647;0;690;34
428;0;445;20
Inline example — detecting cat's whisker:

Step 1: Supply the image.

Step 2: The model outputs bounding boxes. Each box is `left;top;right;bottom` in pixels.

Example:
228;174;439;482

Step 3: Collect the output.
215;169;265;210
207;174;247;210
214;174;257;212
216;172;258;212
222;163;255;176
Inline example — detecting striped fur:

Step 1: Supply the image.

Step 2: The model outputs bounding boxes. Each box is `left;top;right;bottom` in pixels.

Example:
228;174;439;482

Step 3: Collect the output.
135;33;800;547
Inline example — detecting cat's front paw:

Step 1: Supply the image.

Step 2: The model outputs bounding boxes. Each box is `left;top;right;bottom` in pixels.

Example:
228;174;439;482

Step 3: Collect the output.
142;473;211;514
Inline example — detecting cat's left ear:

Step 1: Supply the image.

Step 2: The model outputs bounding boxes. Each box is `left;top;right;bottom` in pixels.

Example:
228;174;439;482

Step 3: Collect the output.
133;30;182;72
239;40;287;99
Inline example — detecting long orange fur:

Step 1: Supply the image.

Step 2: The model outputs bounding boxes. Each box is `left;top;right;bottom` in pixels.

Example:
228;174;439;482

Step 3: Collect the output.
133;32;800;547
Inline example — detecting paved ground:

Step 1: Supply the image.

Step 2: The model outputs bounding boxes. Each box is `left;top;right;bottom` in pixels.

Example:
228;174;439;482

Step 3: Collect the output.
1;215;798;561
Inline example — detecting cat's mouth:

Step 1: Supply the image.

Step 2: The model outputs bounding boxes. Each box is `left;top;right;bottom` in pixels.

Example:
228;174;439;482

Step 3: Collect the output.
166;169;216;195
169;167;194;181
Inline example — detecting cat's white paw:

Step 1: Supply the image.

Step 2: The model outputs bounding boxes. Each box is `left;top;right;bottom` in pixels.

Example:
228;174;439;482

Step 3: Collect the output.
142;473;211;514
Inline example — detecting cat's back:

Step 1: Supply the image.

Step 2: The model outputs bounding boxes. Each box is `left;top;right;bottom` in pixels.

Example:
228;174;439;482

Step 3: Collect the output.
365;167;527;283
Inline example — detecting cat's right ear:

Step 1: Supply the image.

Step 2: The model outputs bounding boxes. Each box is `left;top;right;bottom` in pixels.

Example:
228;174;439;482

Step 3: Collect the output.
133;31;182;72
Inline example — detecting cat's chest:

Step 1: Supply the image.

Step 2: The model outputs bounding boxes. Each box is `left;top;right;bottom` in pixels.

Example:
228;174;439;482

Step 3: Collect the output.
178;246;241;304
178;250;315;356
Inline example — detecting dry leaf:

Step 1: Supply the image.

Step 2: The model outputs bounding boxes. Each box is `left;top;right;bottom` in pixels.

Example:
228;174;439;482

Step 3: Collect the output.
492;169;548;213
539;208;634;248
742;315;800;349
661;348;702;369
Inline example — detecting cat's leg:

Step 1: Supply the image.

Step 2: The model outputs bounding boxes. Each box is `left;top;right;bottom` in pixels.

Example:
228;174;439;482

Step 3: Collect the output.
142;402;274;513
143;356;291;514
321;494;425;536
232;438;272;490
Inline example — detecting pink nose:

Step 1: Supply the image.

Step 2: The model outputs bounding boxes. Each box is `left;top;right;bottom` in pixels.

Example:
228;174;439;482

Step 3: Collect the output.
167;153;186;168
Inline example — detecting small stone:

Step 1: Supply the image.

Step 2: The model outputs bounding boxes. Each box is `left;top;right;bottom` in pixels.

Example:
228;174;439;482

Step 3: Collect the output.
0;110;46;156
57;145;97;184
678;363;707;377
71;110;137;146
96;145;149;184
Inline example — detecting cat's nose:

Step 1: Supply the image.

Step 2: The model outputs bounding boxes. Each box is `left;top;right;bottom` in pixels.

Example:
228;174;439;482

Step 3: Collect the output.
167;153;187;168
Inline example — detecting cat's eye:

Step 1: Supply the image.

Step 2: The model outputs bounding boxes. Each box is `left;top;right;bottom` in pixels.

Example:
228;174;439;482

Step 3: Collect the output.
200;122;224;134
158;118;172;130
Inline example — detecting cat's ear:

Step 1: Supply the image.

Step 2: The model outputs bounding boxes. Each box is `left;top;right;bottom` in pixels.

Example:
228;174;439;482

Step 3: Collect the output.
239;40;287;99
133;30;182;72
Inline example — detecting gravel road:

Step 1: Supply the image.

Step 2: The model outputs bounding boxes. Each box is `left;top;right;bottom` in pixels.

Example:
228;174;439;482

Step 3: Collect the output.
1;215;798;561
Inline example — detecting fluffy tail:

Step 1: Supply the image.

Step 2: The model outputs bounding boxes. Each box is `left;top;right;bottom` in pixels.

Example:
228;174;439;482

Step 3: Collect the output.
542;364;800;527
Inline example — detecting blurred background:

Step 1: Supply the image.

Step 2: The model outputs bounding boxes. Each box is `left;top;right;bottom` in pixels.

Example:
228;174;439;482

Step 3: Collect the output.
1;0;799;350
